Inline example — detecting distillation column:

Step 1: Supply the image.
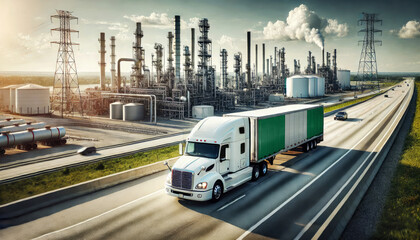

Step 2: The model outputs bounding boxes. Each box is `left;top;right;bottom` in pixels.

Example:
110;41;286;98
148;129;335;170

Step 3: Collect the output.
110;36;116;90
220;49;228;89
99;32;106;90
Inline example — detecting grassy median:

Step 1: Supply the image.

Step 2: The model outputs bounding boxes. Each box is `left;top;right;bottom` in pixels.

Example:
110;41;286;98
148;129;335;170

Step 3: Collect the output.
0;144;180;205
373;80;420;239
323;93;381;113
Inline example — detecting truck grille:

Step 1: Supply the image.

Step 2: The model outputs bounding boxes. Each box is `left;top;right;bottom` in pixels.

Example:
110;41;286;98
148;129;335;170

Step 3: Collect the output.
172;169;193;190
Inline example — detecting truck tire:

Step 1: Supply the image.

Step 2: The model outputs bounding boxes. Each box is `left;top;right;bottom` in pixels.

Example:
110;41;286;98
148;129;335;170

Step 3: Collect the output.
303;143;309;152
310;141;314;150
252;165;260;181
260;161;268;176
212;181;223;202
313;140;317;149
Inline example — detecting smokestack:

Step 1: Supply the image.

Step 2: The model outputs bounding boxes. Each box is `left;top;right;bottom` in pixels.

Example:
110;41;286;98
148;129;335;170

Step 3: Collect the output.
99;32;106;90
266;59;269;76
247;31;251;89
255;44;258;81
110;36;116;90
175;15;181;83
191;28;195;71
312;56;316;73
322;47;325;67
262;43;265;76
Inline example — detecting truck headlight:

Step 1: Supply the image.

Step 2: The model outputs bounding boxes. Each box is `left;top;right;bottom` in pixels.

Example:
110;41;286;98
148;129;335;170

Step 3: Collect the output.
166;173;172;184
195;182;208;189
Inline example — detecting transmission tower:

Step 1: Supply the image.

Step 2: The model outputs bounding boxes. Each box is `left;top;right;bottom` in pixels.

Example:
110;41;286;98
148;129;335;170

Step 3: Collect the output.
356;13;382;90
51;10;83;117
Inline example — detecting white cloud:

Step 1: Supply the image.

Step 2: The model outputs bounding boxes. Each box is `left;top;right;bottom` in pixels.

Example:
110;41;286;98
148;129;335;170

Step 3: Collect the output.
324;19;348;37
123;12;172;29
17;32;52;53
398;20;420;39
181;17;200;29
263;4;348;49
82;19;130;40
217;35;234;49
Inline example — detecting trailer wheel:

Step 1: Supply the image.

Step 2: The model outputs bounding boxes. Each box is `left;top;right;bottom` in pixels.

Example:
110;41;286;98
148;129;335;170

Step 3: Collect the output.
33;144;38;149
313;141;317;149
260;161;268;176
310;141;314;150
211;181;223;202
0;149;5;155
303;143;309;152
252;165;260;181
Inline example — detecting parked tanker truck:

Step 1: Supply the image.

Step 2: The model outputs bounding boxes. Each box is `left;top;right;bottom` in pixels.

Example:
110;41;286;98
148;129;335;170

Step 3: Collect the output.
165;104;324;201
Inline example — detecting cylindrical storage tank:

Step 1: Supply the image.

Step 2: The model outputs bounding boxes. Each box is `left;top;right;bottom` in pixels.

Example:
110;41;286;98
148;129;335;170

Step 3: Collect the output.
317;77;325;96
110;101;124;119
0;119;25;127
16;84;50;115
123;103;145;121
192;105;214;119
0;88;10;110
286;76;309;98
308;76;318;97
337;70;351;90
0;122;46;133
10;87;16;113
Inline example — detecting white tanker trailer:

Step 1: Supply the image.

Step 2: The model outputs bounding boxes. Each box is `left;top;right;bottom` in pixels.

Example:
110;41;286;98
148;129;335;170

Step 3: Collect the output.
0;126;66;155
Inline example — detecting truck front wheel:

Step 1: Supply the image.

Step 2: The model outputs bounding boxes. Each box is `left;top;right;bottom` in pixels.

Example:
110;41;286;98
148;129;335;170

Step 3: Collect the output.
212;181;223;202
252;165;260;181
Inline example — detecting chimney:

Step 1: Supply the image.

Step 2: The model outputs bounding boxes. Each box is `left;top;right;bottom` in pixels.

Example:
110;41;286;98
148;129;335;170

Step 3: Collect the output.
247;31;251;89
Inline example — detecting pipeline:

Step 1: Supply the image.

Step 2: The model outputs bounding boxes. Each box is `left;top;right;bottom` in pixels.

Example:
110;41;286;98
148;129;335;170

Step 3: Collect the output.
0;122;46;133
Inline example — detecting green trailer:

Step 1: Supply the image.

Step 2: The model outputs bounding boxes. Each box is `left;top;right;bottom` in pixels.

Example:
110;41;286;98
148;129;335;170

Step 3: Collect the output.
224;104;324;162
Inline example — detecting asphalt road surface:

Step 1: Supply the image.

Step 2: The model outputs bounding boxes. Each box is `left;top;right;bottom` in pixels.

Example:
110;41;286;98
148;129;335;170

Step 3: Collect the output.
0;81;413;240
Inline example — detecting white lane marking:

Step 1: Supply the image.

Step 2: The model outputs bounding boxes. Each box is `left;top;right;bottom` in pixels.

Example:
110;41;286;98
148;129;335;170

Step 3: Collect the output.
33;189;163;239
236;91;405;240
217;195;246;212
299;84;411;240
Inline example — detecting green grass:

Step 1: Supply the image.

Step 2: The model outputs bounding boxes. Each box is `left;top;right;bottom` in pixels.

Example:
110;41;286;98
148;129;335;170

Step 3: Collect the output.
0;144;180;205
324;93;381;113
373;81;420;239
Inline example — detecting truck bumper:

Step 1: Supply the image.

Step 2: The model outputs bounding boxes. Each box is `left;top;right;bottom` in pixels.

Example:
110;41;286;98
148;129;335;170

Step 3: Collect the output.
165;184;213;201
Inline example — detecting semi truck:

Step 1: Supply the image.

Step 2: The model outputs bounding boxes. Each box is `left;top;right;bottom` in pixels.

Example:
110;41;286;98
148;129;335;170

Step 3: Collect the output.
165;104;324;202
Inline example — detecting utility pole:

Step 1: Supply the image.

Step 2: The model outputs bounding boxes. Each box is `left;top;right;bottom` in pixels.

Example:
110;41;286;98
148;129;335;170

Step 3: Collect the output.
357;13;382;91
51;10;83;117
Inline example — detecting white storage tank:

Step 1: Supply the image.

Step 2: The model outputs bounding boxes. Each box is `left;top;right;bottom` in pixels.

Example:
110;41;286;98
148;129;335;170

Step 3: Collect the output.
269;94;285;102
286;75;309;98
337;70;351;90
192;105;214;119
317;77;325;96
16;84;50;115
110;101;124;120
308;76;318;97
0;87;9;110
123;103;145;121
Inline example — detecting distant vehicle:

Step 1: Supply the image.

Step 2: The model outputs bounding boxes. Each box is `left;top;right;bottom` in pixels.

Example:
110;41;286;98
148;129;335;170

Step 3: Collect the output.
77;146;96;155
334;111;348;120
392;88;395;91
385;94;388;97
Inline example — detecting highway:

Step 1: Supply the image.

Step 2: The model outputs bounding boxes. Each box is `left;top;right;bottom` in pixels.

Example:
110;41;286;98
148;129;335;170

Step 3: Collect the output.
0;81;413;240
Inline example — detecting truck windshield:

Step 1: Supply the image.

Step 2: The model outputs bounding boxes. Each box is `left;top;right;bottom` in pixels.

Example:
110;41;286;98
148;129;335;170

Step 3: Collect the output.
185;142;219;159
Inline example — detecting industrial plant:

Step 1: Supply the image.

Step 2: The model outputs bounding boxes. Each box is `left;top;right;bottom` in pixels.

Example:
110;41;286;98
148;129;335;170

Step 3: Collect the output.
0;10;371;156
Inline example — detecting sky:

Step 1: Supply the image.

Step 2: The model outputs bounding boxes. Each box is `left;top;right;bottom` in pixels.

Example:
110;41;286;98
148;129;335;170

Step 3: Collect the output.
0;0;419;75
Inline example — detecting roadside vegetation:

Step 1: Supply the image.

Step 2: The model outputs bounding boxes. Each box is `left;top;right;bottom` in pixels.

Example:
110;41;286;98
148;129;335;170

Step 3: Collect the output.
0;144;180;205
373;79;420;239
323;93;381;113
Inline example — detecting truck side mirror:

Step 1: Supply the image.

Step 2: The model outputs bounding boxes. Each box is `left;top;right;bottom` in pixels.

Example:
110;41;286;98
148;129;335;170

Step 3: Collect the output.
179;143;183;155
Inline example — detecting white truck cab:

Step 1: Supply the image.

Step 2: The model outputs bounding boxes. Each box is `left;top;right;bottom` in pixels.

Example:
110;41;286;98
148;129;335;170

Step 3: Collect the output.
165;116;264;201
